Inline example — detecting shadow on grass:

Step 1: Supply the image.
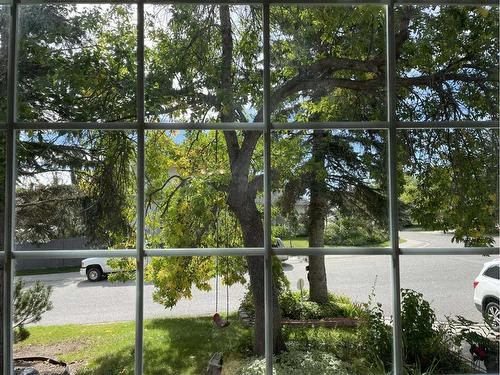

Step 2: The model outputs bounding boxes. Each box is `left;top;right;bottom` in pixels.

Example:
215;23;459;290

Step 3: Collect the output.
78;316;252;375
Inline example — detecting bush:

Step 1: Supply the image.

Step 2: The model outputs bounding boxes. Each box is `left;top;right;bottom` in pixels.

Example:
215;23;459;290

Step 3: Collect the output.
272;224;295;240
13;279;53;342
240;290;361;321
324;215;388;246
401;289;438;364
357;301;392;366
357;289;469;374
280;291;362;320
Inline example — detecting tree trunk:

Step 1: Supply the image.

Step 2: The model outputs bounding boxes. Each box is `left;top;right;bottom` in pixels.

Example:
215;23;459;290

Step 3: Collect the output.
307;130;329;304
227;180;285;355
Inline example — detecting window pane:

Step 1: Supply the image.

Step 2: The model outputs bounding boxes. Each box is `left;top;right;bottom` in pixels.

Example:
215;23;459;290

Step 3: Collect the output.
17;4;137;123
145;130;263;249
16;130;137;250
483;265;499;280
265;255;392;374
398;128;499;248
0;5;8;122
396;6;499;122
401;255;499;374
145;5;262;124
13;258;136;375
270;6;386;123
272;129;389;249
143;255;262;374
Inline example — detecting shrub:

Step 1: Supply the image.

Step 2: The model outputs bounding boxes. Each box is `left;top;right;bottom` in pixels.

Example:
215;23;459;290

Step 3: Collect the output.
280;291;362;320
357;289;469;374
324;215;388;246
272;224;295;241
240;289;362;321
401;289;438;364
13;279;53;342
357;300;392;366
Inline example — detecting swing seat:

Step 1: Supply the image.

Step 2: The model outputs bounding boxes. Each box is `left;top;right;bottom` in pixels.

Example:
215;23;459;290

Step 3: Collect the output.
213;313;230;328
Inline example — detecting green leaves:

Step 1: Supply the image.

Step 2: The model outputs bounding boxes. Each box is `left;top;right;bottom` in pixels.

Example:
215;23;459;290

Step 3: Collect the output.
145;5;262;123
17;4;137;122
399;129;498;247
397;6;499;121
82;131;137;248
401;289;437;360
145;256;246;309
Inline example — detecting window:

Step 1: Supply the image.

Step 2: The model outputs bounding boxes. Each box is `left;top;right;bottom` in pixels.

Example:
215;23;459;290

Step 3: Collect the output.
1;1;498;375
484;265;499;280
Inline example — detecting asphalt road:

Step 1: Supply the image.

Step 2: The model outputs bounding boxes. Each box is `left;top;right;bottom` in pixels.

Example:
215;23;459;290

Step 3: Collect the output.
19;230;499;326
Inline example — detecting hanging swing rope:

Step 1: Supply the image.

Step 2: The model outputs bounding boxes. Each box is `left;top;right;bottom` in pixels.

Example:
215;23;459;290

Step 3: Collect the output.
226;256;230;321
215;254;219;313
212;129;230;329
225;208;230;320
214;129;220;315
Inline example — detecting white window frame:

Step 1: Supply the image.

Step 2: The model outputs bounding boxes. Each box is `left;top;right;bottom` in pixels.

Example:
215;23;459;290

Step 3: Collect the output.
1;1;498;374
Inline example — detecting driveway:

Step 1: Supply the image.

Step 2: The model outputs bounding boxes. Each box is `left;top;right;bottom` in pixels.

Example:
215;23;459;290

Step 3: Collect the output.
18;230;499;326
400;229;499;248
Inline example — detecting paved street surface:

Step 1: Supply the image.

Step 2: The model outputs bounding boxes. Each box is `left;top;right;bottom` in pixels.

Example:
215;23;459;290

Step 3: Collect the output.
18;230;499;326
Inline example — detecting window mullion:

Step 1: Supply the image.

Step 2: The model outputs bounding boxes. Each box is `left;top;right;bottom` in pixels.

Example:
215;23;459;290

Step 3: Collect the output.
135;1;146;375
3;1;18;374
386;2;403;374
263;1;273;374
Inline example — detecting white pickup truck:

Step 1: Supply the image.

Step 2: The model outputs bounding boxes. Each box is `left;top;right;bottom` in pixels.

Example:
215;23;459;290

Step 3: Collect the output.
80;257;149;281
81;239;289;282
80;258;120;282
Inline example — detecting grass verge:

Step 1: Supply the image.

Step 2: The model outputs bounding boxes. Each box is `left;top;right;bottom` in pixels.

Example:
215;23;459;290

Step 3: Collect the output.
283;237;406;248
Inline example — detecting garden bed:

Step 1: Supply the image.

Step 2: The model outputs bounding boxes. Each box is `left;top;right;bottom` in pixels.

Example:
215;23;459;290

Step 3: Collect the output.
281;317;358;328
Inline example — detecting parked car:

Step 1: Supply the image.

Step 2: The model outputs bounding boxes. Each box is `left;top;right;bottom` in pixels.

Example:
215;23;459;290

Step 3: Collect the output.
473;259;500;330
81;258;118;282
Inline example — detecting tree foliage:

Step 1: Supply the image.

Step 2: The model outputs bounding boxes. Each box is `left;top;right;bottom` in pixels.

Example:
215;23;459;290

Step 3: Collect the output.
0;3;498;356
400;128;499;246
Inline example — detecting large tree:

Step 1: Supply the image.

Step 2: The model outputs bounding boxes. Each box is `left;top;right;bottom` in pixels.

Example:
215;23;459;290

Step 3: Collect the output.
270;5;498;302
0;4;498;362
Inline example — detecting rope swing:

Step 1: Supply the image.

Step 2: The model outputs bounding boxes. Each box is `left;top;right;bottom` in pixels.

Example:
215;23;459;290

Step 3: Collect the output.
213;129;230;329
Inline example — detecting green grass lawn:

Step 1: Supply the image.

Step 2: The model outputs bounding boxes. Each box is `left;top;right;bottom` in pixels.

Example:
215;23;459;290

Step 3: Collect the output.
15;317;363;375
15;316;252;375
283;237;406;248
282;237;309;248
